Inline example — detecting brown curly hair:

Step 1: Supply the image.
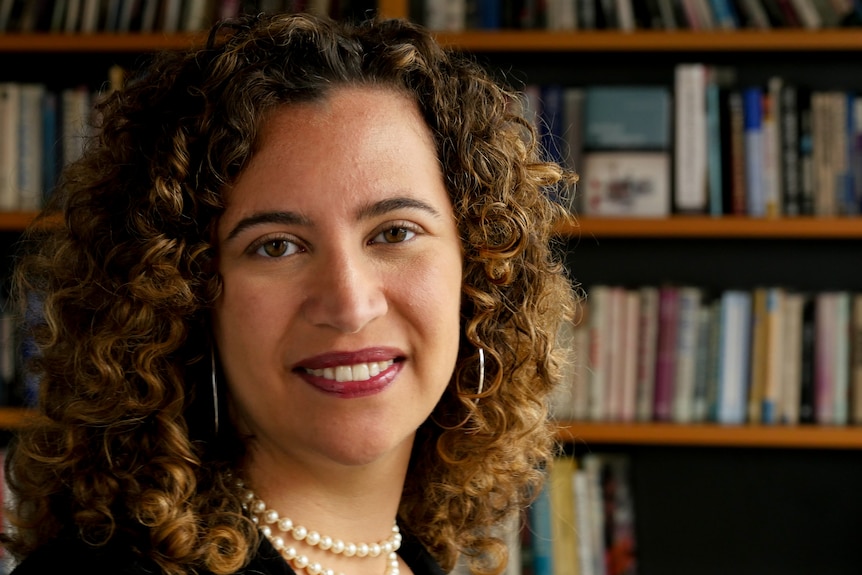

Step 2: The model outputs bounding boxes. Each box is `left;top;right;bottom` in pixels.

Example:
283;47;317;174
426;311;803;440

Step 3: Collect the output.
4;11;577;575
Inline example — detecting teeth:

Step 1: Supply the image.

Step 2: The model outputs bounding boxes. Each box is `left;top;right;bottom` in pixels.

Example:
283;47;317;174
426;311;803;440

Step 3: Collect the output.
307;360;394;382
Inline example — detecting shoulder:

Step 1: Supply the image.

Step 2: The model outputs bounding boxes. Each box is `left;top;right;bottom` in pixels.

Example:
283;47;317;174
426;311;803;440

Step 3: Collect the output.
9;536;164;575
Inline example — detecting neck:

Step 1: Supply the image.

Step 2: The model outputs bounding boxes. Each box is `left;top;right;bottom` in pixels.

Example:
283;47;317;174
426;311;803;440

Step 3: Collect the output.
240;438;412;554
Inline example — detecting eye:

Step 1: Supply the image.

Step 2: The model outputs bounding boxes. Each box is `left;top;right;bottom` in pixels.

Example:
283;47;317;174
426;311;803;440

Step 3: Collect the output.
372;226;417;244
253;238;301;258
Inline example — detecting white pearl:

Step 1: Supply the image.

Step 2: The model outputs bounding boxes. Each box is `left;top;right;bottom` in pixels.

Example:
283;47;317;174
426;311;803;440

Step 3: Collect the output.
356;543;369;558
344;543;357;557
272;536;285;550
283;547;297;560
252;500;266;514
264;509;279;524
261;526;272;538
324;570;335;575
319;536;333;550
382;542;393;554
306;531;321;546
308;562;322;575
331;540;345;554
278;518;293;532
294;555;309;569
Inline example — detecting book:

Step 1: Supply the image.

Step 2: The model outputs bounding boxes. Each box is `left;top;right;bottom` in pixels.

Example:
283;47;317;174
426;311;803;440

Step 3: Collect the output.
653;286;680;421
743;86;765;216
716;290;752;424
635;286;660;422
548;457;580;575
528;481;554;575
18;83;46;211
727;89;747;214
672;286;703;423
583;86;671;150
588;285;611;421
761;287;786;424
581;151;671;216
851;293;862;425
747;287;769;423
780;82;802;215
0;83;20;211
673;63;708;213
780;291;805;424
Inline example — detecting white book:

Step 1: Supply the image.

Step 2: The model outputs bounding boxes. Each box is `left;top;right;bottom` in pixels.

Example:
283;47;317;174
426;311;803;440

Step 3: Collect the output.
79;0;99;33
161;0;183;33
0;83;21;211
18;84;45;211
573;470;595;575
716;290;752;424
184;0;209;31
674;63;708;213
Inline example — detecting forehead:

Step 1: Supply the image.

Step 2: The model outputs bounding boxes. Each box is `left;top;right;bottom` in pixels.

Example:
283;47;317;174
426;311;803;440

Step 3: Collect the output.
219;86;449;221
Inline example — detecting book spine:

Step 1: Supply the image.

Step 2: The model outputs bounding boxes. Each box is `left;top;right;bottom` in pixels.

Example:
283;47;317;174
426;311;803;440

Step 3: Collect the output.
743;86;765;216
674;63;708;213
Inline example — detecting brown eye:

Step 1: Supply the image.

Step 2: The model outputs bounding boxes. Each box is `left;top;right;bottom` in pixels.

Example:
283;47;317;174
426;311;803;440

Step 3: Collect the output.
256;239;298;258
374;227;415;244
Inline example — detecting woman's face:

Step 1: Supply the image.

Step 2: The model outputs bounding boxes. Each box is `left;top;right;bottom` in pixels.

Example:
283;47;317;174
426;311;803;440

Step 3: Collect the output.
213;87;463;473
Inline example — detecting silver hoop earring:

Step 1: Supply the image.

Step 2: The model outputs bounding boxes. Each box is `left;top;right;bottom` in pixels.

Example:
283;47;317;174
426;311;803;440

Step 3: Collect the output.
477;347;485;396
211;349;219;436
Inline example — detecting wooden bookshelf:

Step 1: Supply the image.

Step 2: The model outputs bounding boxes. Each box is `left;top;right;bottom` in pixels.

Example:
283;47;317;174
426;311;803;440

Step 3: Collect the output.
0;32;206;52
557;422;862;450
0;407;34;429
431;28;862;52
0;211;39;232
555;216;862;239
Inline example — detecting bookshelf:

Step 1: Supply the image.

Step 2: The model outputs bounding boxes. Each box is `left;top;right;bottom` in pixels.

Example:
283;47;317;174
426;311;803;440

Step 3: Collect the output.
381;4;862;574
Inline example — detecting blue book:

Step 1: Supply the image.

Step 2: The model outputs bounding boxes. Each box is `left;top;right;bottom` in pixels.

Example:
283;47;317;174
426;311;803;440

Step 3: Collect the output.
477;0;501;28
528;483;553;575
743;87;764;217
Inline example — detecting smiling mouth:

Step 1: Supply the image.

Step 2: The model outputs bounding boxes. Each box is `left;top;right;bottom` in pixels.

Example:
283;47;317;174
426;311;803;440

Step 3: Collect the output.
304;360;395;382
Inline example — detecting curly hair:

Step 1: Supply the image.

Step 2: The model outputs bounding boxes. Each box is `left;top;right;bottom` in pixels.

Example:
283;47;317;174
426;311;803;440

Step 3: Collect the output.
4;12;577;575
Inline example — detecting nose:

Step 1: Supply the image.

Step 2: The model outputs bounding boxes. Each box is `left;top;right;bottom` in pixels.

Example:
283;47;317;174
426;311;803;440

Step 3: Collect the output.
301;247;388;333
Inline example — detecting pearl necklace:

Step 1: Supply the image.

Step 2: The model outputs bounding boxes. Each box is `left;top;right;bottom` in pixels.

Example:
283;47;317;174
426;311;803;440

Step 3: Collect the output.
240;485;401;575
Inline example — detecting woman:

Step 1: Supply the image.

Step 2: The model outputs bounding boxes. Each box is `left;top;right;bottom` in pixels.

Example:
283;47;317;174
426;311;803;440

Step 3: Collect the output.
4;11;576;575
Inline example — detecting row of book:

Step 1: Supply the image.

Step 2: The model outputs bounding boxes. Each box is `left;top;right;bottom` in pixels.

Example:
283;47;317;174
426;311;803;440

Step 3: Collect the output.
528;69;862;218
0;0;359;34
423;0;862;32
523;454;637;575
0;81;104;212
551;285;862;426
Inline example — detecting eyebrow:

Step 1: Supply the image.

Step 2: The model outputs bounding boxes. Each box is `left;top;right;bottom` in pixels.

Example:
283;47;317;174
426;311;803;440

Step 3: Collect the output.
224;196;443;242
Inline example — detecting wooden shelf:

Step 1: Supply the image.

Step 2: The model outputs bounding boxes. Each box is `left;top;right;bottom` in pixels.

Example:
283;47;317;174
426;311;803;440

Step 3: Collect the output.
0;407;35;429
0;32;206;52
0;211;39;232
556;216;862;239
432;28;862;52
0;28;861;53
557;422;862;449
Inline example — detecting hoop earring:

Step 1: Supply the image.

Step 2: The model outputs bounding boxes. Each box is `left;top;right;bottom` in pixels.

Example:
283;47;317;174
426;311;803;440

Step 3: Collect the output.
211;348;219;436
477;347;485;396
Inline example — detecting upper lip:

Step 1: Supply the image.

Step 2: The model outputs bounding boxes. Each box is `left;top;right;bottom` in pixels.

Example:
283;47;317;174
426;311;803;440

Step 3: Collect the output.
295;347;405;370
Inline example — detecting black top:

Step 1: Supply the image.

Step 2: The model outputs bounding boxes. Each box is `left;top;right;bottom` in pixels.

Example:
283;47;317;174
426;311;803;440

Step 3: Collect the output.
10;531;446;575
